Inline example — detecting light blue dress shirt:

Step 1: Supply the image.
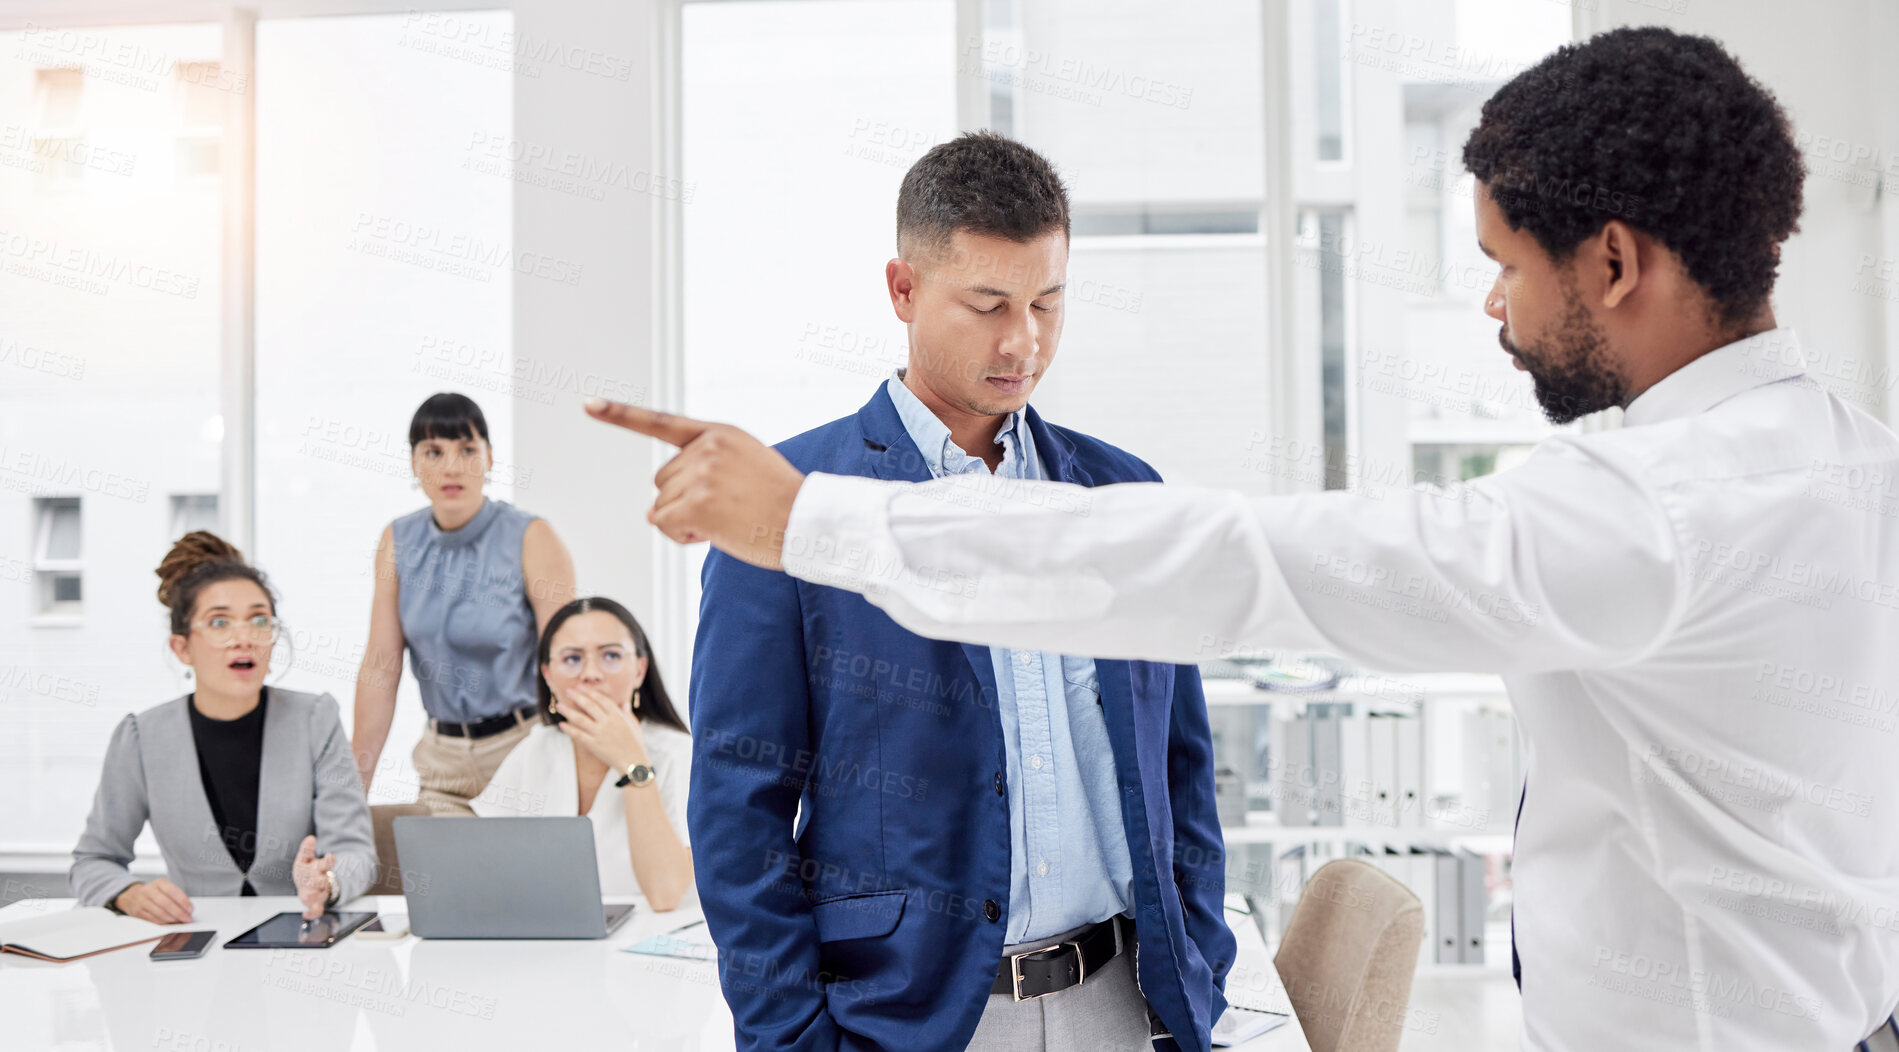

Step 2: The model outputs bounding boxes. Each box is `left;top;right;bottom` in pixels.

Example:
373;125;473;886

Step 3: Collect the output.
883;374;1134;944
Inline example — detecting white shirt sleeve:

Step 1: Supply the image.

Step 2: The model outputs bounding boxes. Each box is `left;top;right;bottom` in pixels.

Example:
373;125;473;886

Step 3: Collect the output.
778;437;1687;674
646;725;692;849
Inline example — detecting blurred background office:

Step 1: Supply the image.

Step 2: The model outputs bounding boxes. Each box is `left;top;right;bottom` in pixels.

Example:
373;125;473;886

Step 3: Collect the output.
0;0;1894;1047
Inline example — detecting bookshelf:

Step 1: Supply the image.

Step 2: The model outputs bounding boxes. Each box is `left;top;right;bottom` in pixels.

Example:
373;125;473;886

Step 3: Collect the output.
1203;667;1518;974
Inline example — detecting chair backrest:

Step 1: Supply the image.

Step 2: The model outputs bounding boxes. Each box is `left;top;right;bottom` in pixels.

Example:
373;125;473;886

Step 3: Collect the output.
1273;858;1426;1052
367;803;432;896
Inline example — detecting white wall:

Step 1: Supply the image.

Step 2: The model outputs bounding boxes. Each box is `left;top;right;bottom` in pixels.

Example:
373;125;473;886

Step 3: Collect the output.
253;11;514;800
508;0;674;675
1584;0;1897;425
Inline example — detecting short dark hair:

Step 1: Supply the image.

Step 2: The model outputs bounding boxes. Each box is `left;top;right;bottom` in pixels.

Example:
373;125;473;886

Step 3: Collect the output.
1462;26;1803;328
408;392;490;448
896;131;1070;261
536;596;687;736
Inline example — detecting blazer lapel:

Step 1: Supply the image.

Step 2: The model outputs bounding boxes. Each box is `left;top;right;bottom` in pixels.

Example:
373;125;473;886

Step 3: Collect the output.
150;695;242;883
1092;661;1140;781
1023;405;1092;487
254;688;294;881
856;384;935;485
853;384;1004;710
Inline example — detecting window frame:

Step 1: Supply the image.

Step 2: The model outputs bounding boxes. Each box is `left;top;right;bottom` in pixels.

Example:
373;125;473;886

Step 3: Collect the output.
30;496;83;620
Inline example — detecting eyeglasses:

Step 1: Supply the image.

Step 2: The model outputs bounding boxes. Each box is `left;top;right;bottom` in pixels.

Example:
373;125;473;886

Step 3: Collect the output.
190;614;283;646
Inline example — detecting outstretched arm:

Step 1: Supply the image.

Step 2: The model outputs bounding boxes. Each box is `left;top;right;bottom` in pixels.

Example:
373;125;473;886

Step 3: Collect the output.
587;400;1682;675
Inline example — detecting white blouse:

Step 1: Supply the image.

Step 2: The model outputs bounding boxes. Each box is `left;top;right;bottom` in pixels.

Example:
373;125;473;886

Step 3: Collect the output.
471;720;693;899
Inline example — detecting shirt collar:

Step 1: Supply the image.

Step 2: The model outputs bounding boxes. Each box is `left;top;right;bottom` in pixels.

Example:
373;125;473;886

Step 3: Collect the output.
884;371;1032;479
1621;328;1810;428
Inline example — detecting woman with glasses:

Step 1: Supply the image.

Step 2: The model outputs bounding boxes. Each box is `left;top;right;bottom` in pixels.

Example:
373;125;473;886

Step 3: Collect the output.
349;393;577;815
70;531;377;924
471;597;693;910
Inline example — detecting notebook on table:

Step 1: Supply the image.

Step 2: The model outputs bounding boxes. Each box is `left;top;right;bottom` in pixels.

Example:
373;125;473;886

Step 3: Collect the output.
0;905;168;962
1210;1004;1292;1047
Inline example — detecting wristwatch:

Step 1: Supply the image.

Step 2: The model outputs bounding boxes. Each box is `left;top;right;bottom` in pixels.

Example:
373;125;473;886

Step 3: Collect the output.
324;869;339;907
616;761;656;788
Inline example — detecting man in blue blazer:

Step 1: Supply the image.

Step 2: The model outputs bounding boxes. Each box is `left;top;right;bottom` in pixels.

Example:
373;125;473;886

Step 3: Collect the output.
689;132;1233;1052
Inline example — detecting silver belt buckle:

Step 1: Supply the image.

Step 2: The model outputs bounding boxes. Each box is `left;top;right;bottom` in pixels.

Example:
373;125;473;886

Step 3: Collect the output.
1009;939;1085;1002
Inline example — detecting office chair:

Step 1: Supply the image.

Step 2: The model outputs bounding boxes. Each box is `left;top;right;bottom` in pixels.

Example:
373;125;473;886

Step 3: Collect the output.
366;803;431;896
1274;858;1426;1052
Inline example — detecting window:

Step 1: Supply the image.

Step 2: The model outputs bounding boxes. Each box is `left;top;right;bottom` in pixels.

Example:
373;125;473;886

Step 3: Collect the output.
32;497;82;616
682;0;959;443
173;60;222;179
1312;0;1345;162
34;67;81;127
1292;0;1571;495
1303;209;1353;487
33;67;84;185
990;0;1270;495
170;493;219;539
0;23;225;845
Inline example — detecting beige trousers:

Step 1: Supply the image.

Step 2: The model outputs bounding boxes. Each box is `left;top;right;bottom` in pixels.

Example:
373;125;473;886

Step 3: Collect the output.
409;711;536;816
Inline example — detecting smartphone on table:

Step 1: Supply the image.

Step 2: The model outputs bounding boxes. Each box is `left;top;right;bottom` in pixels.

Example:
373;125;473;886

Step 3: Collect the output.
150;931;216;960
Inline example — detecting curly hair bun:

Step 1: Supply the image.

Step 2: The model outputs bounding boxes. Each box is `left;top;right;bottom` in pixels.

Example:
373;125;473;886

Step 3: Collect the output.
155;530;246;609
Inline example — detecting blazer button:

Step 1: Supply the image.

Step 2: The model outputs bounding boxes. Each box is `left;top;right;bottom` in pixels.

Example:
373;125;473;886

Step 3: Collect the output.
994;772;1005;796
983;899;1001;922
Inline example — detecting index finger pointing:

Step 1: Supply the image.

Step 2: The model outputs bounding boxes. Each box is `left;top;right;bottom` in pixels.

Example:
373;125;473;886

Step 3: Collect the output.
584;399;710;449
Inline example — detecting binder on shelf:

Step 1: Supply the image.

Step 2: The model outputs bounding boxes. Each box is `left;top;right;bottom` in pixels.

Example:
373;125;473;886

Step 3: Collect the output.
1310;705;1343;827
1276;845;1310;937
1339;707;1369;825
1458;850;1487;965
1367;714;1398;829
1400;848;1438;969
1394;715;1423;830
1432;849;1461;965
1272;711;1314;827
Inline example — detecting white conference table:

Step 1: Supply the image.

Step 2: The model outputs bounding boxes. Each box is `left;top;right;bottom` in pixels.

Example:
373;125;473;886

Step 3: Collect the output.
0;895;1310;1051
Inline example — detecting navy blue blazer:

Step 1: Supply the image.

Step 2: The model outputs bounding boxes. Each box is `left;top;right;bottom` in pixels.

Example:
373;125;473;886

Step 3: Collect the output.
688;385;1234;1052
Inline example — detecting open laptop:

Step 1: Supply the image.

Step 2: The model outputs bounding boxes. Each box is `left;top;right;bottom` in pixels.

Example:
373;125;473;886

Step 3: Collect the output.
394;816;636;939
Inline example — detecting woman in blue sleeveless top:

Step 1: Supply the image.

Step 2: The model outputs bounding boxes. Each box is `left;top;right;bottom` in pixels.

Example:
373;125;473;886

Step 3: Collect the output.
349;393;576;815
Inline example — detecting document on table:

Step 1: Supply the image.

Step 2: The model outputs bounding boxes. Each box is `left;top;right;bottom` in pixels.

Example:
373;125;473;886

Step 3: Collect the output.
1210;1005;1291;1047
0;905;168;962
622;914;717;962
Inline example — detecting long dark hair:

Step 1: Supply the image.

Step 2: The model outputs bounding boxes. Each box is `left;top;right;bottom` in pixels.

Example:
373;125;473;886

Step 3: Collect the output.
156;530;276;635
535;597;686;735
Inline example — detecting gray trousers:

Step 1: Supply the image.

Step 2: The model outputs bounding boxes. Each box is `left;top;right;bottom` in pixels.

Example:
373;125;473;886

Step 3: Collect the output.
964;921;1155;1052
1860;1016;1899;1052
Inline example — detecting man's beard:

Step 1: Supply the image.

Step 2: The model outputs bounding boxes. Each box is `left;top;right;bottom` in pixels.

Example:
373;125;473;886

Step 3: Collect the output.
1504;284;1627;425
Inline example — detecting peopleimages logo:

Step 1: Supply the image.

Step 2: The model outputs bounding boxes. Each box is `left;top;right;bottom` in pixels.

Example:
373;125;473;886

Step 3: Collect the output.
0;228;199;299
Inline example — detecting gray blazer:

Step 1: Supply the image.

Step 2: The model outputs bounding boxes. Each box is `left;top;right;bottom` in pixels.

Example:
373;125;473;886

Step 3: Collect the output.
70;688;378;908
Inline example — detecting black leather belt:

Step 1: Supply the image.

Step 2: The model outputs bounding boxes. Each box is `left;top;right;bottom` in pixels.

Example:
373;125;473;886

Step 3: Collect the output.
429;705;535;740
992;915;1130;1001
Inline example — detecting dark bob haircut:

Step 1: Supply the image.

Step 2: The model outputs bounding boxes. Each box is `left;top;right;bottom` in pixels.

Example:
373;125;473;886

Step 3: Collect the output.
535;596;687;736
1462;26;1804;328
408;392;491;449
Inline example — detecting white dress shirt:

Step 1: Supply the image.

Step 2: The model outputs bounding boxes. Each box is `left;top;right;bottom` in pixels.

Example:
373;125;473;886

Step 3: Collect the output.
471;721;692;900
779;329;1899;1051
